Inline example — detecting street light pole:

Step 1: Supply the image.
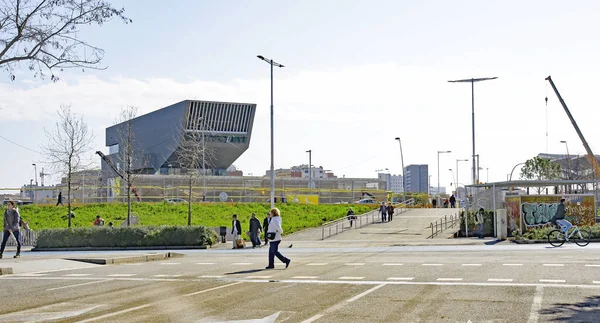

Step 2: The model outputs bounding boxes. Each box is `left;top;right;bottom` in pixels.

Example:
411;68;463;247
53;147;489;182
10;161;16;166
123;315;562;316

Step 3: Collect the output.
448;77;498;184
32;163;37;203
257;55;285;209
395;137;406;203
437;150;451;207
456;159;468;198
306;150;312;193
449;169;456;194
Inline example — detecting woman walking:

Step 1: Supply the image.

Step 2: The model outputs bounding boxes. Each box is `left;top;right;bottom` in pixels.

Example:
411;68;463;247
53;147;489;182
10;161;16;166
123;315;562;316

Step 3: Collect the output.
265;207;291;269
0;201;21;259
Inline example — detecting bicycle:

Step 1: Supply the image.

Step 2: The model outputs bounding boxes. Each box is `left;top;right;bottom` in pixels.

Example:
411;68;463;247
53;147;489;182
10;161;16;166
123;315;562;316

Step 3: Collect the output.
547;222;590;247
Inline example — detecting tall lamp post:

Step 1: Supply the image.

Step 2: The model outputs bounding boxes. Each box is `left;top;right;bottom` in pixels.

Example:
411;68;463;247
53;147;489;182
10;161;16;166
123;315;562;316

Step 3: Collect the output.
306;150;312;193
561;140;570;193
448;77;498;184
257;55;285;209
395;137;406;203
32;163;37;203
456;159;468;198
449;169;456;194
437;150;451;207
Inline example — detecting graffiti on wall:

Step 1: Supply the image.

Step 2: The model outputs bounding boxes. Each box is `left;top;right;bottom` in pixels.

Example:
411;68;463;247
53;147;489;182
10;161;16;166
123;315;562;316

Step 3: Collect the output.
522;202;558;227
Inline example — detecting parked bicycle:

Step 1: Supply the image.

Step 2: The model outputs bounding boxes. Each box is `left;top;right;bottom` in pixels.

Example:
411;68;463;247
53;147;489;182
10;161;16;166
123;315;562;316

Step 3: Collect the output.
547;221;590;247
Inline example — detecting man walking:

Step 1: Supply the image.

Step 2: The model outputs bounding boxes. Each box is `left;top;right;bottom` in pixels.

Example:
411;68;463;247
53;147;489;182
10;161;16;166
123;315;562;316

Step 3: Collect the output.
450;194;456;208
56;191;64;206
387;203;394;221
263;212;270;246
476;208;485;239
231;214;242;249
379;202;387;222
249;213;262;248
0;201;21;259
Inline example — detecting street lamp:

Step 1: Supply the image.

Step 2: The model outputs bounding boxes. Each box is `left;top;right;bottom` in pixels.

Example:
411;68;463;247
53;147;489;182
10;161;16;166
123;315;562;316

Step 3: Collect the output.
32;163;37;203
395;137;406;203
560;140;570;178
448;77;498;184
257;54;285;209
456;159;468;197
449;169;456;194
437;150;451;207
509;162;526;181
306;150;312;193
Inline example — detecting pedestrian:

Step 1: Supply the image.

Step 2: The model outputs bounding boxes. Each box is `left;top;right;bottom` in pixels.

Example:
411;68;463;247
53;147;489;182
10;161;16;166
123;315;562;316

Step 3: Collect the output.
450;194;456;208
443;198;449;208
265;207;291;269
56;191;64;206
231;214;242;249
379;202;387;222
263;212;270;246
387;203;395;221
0;201;21;259
346;207;356;228
93;215;105;226
476;208;485;239
432;198;437;208
249;213;262;248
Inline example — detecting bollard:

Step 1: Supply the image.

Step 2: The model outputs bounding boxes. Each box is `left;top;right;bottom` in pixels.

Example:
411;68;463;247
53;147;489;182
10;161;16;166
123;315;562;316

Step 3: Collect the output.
431;222;434;238
445;215;447;230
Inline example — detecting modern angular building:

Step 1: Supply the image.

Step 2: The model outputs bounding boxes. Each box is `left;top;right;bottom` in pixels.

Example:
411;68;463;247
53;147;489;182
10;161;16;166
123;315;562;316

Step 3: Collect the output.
101;100;256;184
404;164;429;193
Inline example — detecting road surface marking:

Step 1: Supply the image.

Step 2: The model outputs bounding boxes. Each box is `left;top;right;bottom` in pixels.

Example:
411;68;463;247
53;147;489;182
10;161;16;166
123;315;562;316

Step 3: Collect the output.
159;262;180;265
153;275;182;278
543;264;564;267
527;285;543;323
199;275;224;278
246;276;273;279
339;277;364;280
345;263;365;266
306;263;328;266
15;273;48;277
539;279;566;283
422;264;443;266
184;282;243;297
293;276;319;279
503;264;523;266
382;263;403;266
301;314;324;323
46;280;109;291
195;262;215;265
462;264;482;266
123;263;143;266
74;304;151;323
63;274;92;277
593;281;600;284
437;278;463;281
585;264;600;267
232;263;253;265
347;284;385;302
488;279;514;282
387;277;414;281
107;274;137;277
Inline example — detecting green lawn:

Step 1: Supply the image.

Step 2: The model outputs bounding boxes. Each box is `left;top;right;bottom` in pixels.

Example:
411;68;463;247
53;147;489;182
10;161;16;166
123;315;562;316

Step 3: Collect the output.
17;203;378;236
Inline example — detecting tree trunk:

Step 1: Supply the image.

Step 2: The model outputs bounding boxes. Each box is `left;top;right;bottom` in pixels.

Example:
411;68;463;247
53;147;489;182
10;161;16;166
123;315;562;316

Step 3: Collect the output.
127;176;131;227
188;178;192;226
67;171;72;228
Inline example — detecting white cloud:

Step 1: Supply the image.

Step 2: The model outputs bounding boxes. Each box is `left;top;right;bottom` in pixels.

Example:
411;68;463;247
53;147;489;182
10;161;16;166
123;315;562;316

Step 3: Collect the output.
1;64;598;189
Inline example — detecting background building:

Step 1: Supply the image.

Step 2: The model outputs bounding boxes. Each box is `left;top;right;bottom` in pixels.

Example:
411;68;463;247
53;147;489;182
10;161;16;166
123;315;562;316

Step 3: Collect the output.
390;174;404;193
404;164;428;193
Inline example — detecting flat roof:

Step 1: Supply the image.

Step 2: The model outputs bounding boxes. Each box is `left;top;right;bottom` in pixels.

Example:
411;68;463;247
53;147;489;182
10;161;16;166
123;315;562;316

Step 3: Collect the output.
466;179;600;188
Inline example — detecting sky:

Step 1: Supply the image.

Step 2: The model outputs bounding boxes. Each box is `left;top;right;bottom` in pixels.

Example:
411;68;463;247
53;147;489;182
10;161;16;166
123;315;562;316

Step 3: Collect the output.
2;0;600;191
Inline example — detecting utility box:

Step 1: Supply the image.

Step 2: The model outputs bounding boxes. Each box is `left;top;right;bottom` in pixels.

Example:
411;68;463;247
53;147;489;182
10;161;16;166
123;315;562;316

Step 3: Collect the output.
496;209;507;240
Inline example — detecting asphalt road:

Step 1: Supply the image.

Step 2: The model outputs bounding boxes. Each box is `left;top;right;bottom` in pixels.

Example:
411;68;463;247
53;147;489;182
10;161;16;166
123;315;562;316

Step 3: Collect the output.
1;244;600;322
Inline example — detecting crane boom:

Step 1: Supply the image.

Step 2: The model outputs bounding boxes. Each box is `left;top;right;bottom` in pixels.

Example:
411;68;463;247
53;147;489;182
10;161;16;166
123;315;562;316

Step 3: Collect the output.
96;151;141;201
545;76;600;178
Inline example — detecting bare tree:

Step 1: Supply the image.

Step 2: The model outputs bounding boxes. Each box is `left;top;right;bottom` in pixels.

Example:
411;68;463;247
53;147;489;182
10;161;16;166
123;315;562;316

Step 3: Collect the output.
175;117;215;226
113;105;145;226
0;0;132;81
43;105;93;227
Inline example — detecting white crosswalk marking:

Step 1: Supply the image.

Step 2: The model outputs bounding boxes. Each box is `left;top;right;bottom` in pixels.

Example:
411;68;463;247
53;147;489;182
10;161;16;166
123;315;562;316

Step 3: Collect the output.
387;277;414;281
488;278;513;282
107;274;137;277
339;277;364;280
437;278;463;281
539;279;566;283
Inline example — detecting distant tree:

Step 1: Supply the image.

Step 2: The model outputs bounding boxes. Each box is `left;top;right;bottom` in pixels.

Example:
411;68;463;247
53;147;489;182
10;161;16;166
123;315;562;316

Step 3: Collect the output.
43;105;93;227
175;117;215;226
520;156;561;194
0;0;132;81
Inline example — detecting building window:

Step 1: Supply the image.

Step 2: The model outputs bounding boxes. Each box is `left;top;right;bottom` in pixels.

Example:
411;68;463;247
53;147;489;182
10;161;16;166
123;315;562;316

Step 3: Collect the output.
109;144;119;154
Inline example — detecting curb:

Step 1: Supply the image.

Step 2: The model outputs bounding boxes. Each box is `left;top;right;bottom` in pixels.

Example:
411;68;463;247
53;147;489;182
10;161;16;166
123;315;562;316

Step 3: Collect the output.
0;268;13;275
31;245;210;252
66;252;185;265
512;239;600;244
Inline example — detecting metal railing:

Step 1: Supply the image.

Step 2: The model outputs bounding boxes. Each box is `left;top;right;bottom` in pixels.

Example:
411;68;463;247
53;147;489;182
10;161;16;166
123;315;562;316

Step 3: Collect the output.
321;201;414;240
2;230;37;246
428;211;461;239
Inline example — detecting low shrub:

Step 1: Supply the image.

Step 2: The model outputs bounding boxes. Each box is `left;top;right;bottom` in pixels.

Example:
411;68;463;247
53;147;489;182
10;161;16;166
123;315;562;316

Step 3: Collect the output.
35;225;218;248
514;224;600;241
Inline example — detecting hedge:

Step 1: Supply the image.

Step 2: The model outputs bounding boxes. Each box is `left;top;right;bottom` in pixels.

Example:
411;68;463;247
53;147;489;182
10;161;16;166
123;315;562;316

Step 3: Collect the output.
35;225;218;248
513;223;600;241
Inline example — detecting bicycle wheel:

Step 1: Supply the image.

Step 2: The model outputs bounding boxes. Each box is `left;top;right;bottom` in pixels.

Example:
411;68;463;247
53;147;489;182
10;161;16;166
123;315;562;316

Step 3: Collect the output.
548;230;566;247
574;228;591;247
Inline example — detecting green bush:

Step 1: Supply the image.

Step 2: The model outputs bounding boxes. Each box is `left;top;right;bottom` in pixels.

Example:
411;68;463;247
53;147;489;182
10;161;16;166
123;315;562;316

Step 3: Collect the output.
35;225;218;248
515;224;600;241
458;210;494;237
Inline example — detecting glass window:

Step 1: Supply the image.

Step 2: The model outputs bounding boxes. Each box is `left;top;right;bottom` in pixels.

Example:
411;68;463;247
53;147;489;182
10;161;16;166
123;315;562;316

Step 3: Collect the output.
109;144;119;154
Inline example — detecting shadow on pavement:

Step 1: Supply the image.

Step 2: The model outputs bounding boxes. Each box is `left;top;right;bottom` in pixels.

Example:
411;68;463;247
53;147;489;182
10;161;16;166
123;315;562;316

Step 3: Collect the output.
484;240;503;245
224;269;264;275
539;295;600;321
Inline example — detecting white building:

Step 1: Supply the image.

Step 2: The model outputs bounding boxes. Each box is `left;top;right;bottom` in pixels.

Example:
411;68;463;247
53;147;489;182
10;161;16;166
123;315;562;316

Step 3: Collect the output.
429;186;446;195
390;174;404;193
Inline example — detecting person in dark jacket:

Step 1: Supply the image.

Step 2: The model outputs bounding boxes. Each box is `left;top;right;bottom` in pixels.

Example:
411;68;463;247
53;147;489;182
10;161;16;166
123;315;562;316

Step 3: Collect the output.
347;208;356;227
56;191;64;206
0;201;21;258
552;198;571;235
379;202;387;222
231;214;242;249
249;213;262;248
387;203;395;221
449;195;456;208
263;212;270;246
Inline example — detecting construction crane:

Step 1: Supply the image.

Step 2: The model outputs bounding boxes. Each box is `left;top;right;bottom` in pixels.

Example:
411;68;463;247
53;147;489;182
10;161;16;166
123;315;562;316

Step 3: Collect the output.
96;151;141;201
39;167;50;186
545;76;600;178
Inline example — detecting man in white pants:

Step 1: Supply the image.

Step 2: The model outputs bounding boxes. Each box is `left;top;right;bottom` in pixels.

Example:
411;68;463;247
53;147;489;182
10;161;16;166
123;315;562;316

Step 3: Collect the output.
231;214;242;249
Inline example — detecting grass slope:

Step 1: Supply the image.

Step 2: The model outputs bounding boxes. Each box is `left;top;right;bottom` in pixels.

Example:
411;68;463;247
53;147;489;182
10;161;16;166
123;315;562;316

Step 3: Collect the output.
17;203;378;235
